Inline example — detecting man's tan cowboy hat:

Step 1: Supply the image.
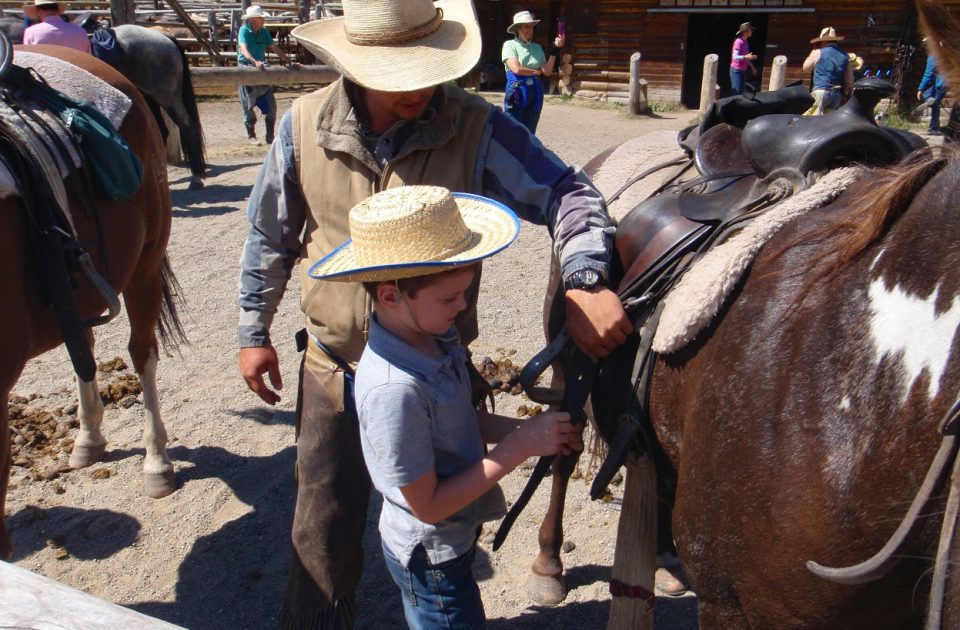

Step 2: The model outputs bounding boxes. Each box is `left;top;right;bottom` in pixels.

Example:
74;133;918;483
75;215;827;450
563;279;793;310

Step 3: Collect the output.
810;27;845;44
507;11;540;35
848;52;864;70
24;0;67;20
242;5;269;21
291;0;481;92
736;22;755;36
309;186;519;283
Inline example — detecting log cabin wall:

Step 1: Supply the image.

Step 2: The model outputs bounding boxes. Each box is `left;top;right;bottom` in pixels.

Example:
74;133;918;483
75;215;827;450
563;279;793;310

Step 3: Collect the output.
475;1;960;107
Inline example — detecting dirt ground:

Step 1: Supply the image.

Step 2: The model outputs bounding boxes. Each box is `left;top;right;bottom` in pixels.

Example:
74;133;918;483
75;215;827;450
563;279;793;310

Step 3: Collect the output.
5;89;701;629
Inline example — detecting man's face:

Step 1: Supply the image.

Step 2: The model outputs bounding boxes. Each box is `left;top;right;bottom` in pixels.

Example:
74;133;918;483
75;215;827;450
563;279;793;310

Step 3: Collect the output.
363;86;437;128
248;17;264;31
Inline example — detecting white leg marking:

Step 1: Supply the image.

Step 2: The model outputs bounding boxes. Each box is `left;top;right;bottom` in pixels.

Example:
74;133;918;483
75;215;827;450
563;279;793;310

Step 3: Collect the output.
139;348;173;477
69;376;107;468
868;279;960;400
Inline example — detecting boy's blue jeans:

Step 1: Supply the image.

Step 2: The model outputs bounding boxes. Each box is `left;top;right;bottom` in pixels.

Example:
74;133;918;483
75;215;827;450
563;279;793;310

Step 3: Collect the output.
382;541;485;629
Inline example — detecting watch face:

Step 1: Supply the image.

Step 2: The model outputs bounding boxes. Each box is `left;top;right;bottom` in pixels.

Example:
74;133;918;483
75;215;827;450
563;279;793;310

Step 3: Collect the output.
567;269;601;290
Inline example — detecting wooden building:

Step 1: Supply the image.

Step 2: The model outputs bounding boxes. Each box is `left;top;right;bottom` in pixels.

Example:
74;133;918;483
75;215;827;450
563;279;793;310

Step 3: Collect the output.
477;1;957;107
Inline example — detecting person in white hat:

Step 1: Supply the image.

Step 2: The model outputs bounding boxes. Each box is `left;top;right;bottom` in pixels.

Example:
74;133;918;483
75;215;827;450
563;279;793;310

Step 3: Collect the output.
501;10;565;133
22;0;91;53
313;185;581;627
237;5;290;145
802;27;854;115
238;0;630;626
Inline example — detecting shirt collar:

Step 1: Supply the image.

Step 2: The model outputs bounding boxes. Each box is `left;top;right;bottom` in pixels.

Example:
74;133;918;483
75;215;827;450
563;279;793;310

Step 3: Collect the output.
368;314;465;382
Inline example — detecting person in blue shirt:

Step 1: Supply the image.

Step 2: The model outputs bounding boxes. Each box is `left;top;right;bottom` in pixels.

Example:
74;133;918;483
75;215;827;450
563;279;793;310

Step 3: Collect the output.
917;39;948;135
802;27;853;116
237;5;289;145
312;185;583;629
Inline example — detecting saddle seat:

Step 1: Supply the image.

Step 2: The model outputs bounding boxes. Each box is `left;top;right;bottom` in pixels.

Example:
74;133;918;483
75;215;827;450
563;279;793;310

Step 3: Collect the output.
614;78;925;296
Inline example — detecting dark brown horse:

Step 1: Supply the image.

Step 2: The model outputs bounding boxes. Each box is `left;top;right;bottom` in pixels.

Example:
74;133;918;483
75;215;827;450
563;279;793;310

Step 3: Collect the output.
522;1;960;626
0;45;182;559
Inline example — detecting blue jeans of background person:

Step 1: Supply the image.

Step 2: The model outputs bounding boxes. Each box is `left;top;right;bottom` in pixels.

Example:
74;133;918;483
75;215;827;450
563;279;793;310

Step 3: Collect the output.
504;71;544;134
382;541;485;629
730;68;746;95
923;85;948;131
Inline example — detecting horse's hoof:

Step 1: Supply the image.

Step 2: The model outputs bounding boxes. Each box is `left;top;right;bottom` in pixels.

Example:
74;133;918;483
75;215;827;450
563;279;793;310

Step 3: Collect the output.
526;572;567;606
144;470;176;498
188;178;204;190
69;442;106;468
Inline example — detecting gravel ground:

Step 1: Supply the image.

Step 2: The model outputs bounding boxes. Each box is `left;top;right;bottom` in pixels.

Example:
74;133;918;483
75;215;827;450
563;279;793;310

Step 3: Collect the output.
5;89;700;629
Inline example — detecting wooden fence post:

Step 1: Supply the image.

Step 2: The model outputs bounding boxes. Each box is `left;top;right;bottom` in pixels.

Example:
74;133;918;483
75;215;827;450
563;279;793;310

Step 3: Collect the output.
699;53;719;117
768;55;788;91
207;9;219;53
111;0;136;25
628;52;647;115
607;455;657;630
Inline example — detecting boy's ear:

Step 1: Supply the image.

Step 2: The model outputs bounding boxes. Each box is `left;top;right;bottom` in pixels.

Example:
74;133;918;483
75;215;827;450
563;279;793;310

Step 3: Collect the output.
377;282;400;306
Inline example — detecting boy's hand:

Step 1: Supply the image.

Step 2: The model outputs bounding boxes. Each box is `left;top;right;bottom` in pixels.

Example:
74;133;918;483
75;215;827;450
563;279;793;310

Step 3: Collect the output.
514;411;583;457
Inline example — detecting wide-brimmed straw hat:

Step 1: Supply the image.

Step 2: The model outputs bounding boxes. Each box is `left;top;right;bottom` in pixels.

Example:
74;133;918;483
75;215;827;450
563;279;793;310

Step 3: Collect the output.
24;0;66;20
810;27;844;44
507;11;540;35
309;186;520;283
242;5;269;21
291;0;481;92
736;22;754;36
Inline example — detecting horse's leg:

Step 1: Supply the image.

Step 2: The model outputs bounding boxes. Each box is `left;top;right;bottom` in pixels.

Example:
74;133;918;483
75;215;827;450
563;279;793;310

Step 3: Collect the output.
528;450;580;605
122;268;175;498
0;393;12;559
69;331;108;468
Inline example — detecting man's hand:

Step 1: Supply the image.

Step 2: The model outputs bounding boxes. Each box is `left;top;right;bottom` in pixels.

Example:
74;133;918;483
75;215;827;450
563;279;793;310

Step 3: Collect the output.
239;345;283;405
565;288;632;362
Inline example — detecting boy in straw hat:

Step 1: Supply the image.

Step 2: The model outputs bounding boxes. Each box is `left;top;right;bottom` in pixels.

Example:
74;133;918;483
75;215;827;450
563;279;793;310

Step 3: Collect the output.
312;185;582;628
22;0;91;53
239;0;629;625
802;27;854;115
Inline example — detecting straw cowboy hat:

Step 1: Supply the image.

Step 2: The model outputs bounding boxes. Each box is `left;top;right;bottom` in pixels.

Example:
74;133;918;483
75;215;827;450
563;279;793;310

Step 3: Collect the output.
848;52;864;70
242;5;269;21
23;0;66;20
507;11;540;35
736;22;755;36
810;27;844;44
291;0;482;92
309;186;520;283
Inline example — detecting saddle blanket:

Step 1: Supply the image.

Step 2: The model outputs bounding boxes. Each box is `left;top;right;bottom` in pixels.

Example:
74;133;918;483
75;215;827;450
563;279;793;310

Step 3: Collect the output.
0;51;132;200
651;167;860;354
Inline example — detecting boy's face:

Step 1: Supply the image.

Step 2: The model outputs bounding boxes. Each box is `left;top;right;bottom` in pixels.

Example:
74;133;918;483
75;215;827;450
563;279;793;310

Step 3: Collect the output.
382;267;475;337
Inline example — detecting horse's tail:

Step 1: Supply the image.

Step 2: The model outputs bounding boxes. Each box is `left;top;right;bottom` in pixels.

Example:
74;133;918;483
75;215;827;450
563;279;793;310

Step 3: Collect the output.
157;255;188;351
173;38;206;178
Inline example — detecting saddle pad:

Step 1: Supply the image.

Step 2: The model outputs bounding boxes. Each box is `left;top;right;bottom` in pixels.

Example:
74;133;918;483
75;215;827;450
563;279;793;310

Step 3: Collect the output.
590;130;684;220
651;167;860;354
0;51;132;200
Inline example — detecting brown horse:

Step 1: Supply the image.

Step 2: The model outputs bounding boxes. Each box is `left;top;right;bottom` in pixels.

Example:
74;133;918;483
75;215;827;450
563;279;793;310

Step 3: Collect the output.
522;2;960;626
0;45;182;559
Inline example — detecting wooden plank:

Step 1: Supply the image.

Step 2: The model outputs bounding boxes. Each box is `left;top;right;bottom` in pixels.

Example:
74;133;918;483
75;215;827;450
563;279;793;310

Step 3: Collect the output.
0;560;185;629
191;64;339;87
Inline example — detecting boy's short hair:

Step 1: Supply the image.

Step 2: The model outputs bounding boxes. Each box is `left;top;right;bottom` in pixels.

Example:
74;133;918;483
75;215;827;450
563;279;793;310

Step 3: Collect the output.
363;264;477;302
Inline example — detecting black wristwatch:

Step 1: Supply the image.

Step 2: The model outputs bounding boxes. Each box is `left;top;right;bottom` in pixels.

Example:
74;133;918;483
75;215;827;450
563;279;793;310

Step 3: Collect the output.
563;268;606;292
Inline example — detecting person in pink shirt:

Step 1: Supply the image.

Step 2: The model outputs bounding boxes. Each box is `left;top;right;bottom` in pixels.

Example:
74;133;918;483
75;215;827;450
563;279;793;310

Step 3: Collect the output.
22;0;91;54
730;21;757;95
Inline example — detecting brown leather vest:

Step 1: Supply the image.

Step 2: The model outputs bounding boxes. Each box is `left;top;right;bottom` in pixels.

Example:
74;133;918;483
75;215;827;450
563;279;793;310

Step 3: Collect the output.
293;79;491;362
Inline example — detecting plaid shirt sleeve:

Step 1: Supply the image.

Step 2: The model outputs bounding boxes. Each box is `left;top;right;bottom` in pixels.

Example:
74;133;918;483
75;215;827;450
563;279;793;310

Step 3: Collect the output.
474;108;615;281
237;111;304;348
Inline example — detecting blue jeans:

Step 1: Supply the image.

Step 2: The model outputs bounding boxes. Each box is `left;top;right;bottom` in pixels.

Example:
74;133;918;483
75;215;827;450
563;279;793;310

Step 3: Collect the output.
730;68;746;95
924;85;948;131
504;72;544;134
382;541;485;629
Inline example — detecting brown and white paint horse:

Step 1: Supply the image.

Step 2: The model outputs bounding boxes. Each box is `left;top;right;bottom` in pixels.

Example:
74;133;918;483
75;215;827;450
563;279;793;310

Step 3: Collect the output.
0;46;182;559
529;1;960;626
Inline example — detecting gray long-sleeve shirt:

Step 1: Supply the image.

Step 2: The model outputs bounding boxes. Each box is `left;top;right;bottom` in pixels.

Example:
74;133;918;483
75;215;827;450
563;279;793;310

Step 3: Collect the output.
238;92;615;348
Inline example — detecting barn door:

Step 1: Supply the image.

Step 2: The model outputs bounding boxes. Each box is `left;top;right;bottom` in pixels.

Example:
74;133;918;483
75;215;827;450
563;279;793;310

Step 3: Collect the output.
681;13;769;109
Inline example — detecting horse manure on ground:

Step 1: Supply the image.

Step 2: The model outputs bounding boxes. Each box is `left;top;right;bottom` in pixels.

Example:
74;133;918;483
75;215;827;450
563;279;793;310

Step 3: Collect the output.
477;354;524;393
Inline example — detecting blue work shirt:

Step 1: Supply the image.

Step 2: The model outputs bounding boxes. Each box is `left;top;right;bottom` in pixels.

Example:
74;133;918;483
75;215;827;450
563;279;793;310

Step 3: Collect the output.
354;315;507;567
813;44;849;90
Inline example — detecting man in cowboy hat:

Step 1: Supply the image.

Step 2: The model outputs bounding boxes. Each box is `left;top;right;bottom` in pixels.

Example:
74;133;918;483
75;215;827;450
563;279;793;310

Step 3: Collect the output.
22;0;91;53
237;5;290;145
802;27;853;115
237;0;631;626
729;22;758;95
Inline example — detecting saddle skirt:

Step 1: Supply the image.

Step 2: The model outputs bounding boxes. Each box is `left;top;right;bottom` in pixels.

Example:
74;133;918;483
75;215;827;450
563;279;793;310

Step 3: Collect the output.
0;51;131;205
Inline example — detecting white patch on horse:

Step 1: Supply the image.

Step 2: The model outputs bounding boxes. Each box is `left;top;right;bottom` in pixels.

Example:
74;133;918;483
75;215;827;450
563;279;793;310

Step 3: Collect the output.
868;279;960;400
839;396;851;411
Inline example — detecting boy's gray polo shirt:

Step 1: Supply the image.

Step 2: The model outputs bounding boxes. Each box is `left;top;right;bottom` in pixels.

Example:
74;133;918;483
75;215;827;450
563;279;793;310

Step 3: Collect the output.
355;315;507;567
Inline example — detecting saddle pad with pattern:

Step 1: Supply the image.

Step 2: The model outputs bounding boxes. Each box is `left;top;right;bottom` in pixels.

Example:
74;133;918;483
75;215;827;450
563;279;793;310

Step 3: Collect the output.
651;166;860;354
0;51;132;200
